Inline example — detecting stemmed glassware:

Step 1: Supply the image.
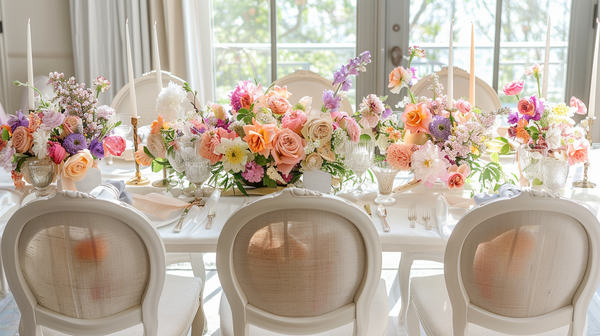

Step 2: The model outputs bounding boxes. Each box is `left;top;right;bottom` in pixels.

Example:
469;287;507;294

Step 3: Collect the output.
345;138;375;196
371;161;400;205
542;157;570;196
518;146;548;186
185;157;212;200
27;158;56;197
167;147;189;199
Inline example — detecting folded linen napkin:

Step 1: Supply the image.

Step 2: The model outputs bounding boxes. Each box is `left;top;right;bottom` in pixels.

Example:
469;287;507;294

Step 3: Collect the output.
89;180;133;204
132;193;189;219
473;184;522;205
442;194;476;208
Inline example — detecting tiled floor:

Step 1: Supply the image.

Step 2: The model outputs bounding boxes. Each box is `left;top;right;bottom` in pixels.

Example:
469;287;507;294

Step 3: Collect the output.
1;253;600;336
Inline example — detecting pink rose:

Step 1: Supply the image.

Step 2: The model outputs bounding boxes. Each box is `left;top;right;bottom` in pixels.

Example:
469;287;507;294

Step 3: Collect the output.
282;110;307;135
454;99;472;114
502;80;524;96
266;95;293;115
47;142;67;164
271;129;307;175
567;139;589;165
343;117;361;143
61;116;80;137
447;164;470;189
103;136;126;156
517;98;535;117
570;96;587;115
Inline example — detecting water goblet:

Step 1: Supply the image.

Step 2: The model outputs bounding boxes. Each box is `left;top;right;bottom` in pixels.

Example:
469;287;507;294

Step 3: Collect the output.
371;161;400;205
518;146;548;186
167;148;188;199
542;157;570;196
27;159;56;197
345;138;375;196
185;158;212;200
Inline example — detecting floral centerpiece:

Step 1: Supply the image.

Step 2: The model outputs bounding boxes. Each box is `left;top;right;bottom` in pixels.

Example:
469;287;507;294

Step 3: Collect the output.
4;73;125;189
380;46;516;192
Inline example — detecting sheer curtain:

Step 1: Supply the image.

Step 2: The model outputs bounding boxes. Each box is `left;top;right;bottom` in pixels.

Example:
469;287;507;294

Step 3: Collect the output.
70;0;215;107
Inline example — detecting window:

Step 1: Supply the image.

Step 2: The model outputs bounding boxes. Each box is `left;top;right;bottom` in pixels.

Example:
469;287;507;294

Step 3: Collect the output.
212;0;358;107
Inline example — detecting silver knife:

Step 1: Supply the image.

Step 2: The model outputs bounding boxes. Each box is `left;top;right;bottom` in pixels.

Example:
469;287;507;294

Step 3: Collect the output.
173;203;194;233
205;205;216;229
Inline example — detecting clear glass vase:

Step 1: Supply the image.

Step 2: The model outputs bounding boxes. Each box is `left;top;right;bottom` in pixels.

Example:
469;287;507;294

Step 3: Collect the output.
518;146;548;186
372;161;400;205
345;138;375;196
542;157;570;196
185;158;212;200
28;158;56;197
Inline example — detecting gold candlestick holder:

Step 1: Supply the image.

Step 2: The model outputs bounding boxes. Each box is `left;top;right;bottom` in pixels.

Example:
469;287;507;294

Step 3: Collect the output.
127;116;150;186
152;168;169;187
573;116;596;188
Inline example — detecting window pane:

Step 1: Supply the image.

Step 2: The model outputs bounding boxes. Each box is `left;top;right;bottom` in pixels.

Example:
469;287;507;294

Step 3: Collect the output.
498;0;571;105
212;1;271;104
409;0;496;89
276;0;357;107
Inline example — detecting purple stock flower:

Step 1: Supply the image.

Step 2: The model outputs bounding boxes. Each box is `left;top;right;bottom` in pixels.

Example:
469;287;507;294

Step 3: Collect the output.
322;90;341;112
332;51;371;87
62;133;87;155
340;77;353;92
382;108;393;120
428;116;452;142
408;67;419;86
88;138;105;159
507;111;520;125
7;111;29;132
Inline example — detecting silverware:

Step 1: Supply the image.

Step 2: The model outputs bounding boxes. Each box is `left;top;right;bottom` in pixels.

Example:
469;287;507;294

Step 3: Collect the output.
173;203;194;233
422;207;432;230
377;204;391;232
205;206;216;230
408;207;417;229
364;204;372;217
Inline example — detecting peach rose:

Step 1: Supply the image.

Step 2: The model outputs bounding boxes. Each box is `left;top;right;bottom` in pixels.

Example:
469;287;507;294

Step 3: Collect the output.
150;115;165;135
12;126;33;154
266;95;292;115
447;164;470;189
271;129;307;175
146;134;166;158
570;96;587;115
567;139;589;165
61;116;80;137
281;110;307;135
243;119;281;157
198;130;222;164
402;103;432;134
517;98;535;117
63;149;93;181
301;113;334;142
134;145;153;167
386;143;415;171
266;85;292;99
302;152;323;170
515;119;530;143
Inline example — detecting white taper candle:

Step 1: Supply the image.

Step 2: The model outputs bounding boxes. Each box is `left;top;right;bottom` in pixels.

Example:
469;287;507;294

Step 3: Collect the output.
447;19;454;109
27;18;34;111
153;21;163;96
126;19;138;118
589;18;599;119
469;22;475;107
542;16;551;100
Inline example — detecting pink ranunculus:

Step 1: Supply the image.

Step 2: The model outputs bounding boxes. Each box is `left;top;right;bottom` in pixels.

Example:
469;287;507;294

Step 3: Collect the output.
446;163;470;189
502;80;524;96
282;109;307;135
454;99;472;114
270;128;307;175
344;117;361;143
570;96;587;115
103;136;126;156
567;139;589;165
47;141;67;164
61;116;80;138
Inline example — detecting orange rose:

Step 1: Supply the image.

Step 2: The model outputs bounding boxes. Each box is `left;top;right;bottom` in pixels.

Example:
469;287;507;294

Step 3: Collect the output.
150;115;165;135
515;119;530;143
62;149;93;181
517;98;535;117
266;95;292;115
388;66;410;94
243;119;280;156
12;126;33;153
61;116;80;137
401;103;432;134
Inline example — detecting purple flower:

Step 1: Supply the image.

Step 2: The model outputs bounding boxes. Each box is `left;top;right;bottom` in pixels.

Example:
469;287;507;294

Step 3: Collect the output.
332;51;371;88
507;111;520;124
529;95;544;121
429;116;452;142
341;77;352;92
62;133;87;155
322;90;341;112
242;161;264;183
408;67;419;86
7;111;29;132
88;138;104;159
41;109;65;131
215;118;230;129
382;108;393;119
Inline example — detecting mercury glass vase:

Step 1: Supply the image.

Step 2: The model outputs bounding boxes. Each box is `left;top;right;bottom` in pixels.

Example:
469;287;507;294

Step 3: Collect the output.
28;159;56;197
542;157;570;196
345;138;375;196
372;161;400;205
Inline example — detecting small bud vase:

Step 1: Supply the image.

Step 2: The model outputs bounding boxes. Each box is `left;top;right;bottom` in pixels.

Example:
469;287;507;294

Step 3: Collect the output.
372;161;400;205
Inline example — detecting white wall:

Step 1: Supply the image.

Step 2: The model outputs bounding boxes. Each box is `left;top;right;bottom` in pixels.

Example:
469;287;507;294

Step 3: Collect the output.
1;0;74;114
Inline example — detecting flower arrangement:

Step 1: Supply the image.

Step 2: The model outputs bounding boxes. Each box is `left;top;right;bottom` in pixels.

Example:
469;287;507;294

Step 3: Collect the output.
381;46;516;192
502;63;589;167
5;73;125;188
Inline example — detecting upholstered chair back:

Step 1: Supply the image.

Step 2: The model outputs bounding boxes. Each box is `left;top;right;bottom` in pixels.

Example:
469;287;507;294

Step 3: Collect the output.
445;190;600;336
217;188;382;336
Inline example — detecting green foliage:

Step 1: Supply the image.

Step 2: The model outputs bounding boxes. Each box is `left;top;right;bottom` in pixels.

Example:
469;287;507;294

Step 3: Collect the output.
1;128;8;141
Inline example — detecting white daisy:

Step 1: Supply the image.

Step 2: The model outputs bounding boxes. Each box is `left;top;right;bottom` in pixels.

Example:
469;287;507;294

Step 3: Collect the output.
214;137;254;173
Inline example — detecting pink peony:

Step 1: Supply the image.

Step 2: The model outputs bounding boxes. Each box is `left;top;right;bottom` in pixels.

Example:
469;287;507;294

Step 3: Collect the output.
343;117;361;143
502;80;524;96
282;109;307;135
570;96;587;115
103;136;126;156
198;130;223;165
447;164;470;189
47;141;67;164
386;143;415;171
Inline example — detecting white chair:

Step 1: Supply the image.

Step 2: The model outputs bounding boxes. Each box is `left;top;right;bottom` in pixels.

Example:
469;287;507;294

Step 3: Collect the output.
110;70;196;126
274;70;354;113
1;191;205;336
406;190;600;336
217;187;388;336
410;67;502;112
0;101;8;125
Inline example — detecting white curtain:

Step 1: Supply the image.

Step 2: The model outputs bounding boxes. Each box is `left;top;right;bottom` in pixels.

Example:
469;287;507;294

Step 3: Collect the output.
69;0;152;106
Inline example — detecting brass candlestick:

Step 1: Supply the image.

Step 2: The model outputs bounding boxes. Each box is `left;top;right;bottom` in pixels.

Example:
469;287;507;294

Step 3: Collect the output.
127;116;150;186
573;117;596;188
152;168;169;187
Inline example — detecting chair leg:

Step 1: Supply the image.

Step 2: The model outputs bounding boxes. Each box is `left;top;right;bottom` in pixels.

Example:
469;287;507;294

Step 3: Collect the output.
191;292;207;336
398;252;414;324
190;253;206;288
0;256;9;295
406;302;421;336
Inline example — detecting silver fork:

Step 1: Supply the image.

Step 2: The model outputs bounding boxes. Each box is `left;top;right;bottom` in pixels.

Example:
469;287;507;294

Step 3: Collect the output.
422;207;432;230
205;206;216;230
408;207;417;229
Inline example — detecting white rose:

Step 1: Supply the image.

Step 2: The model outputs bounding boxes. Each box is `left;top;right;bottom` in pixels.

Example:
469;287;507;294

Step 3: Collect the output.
146;134;167;158
545;125;562;150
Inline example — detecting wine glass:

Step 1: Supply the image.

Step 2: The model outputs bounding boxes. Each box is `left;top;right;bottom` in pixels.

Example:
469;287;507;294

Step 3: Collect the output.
371;161;400;205
167;148;188;199
185;158;212;200
518;146;547;186
345;138;375;196
542;157;570;196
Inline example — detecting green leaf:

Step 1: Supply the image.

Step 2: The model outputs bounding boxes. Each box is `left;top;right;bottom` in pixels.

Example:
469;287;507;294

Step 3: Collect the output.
234;180;249;197
495;136;508;144
237;108;250;115
262;175;278;188
532;178;544;186
1;128;8;141
490;152;500;163
500;144;510;155
151;160;163;173
243;116;253;124
359;134;372;141
236;113;245;121
254;155;268;166
143;146;156;160
15;156;27;173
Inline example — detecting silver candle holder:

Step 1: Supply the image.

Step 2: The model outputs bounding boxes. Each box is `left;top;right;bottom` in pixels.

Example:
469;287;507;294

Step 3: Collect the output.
573;117;596;188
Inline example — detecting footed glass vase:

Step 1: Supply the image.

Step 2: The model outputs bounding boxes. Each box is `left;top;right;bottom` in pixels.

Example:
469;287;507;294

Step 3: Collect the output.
27;158;56;197
372;161;400;205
